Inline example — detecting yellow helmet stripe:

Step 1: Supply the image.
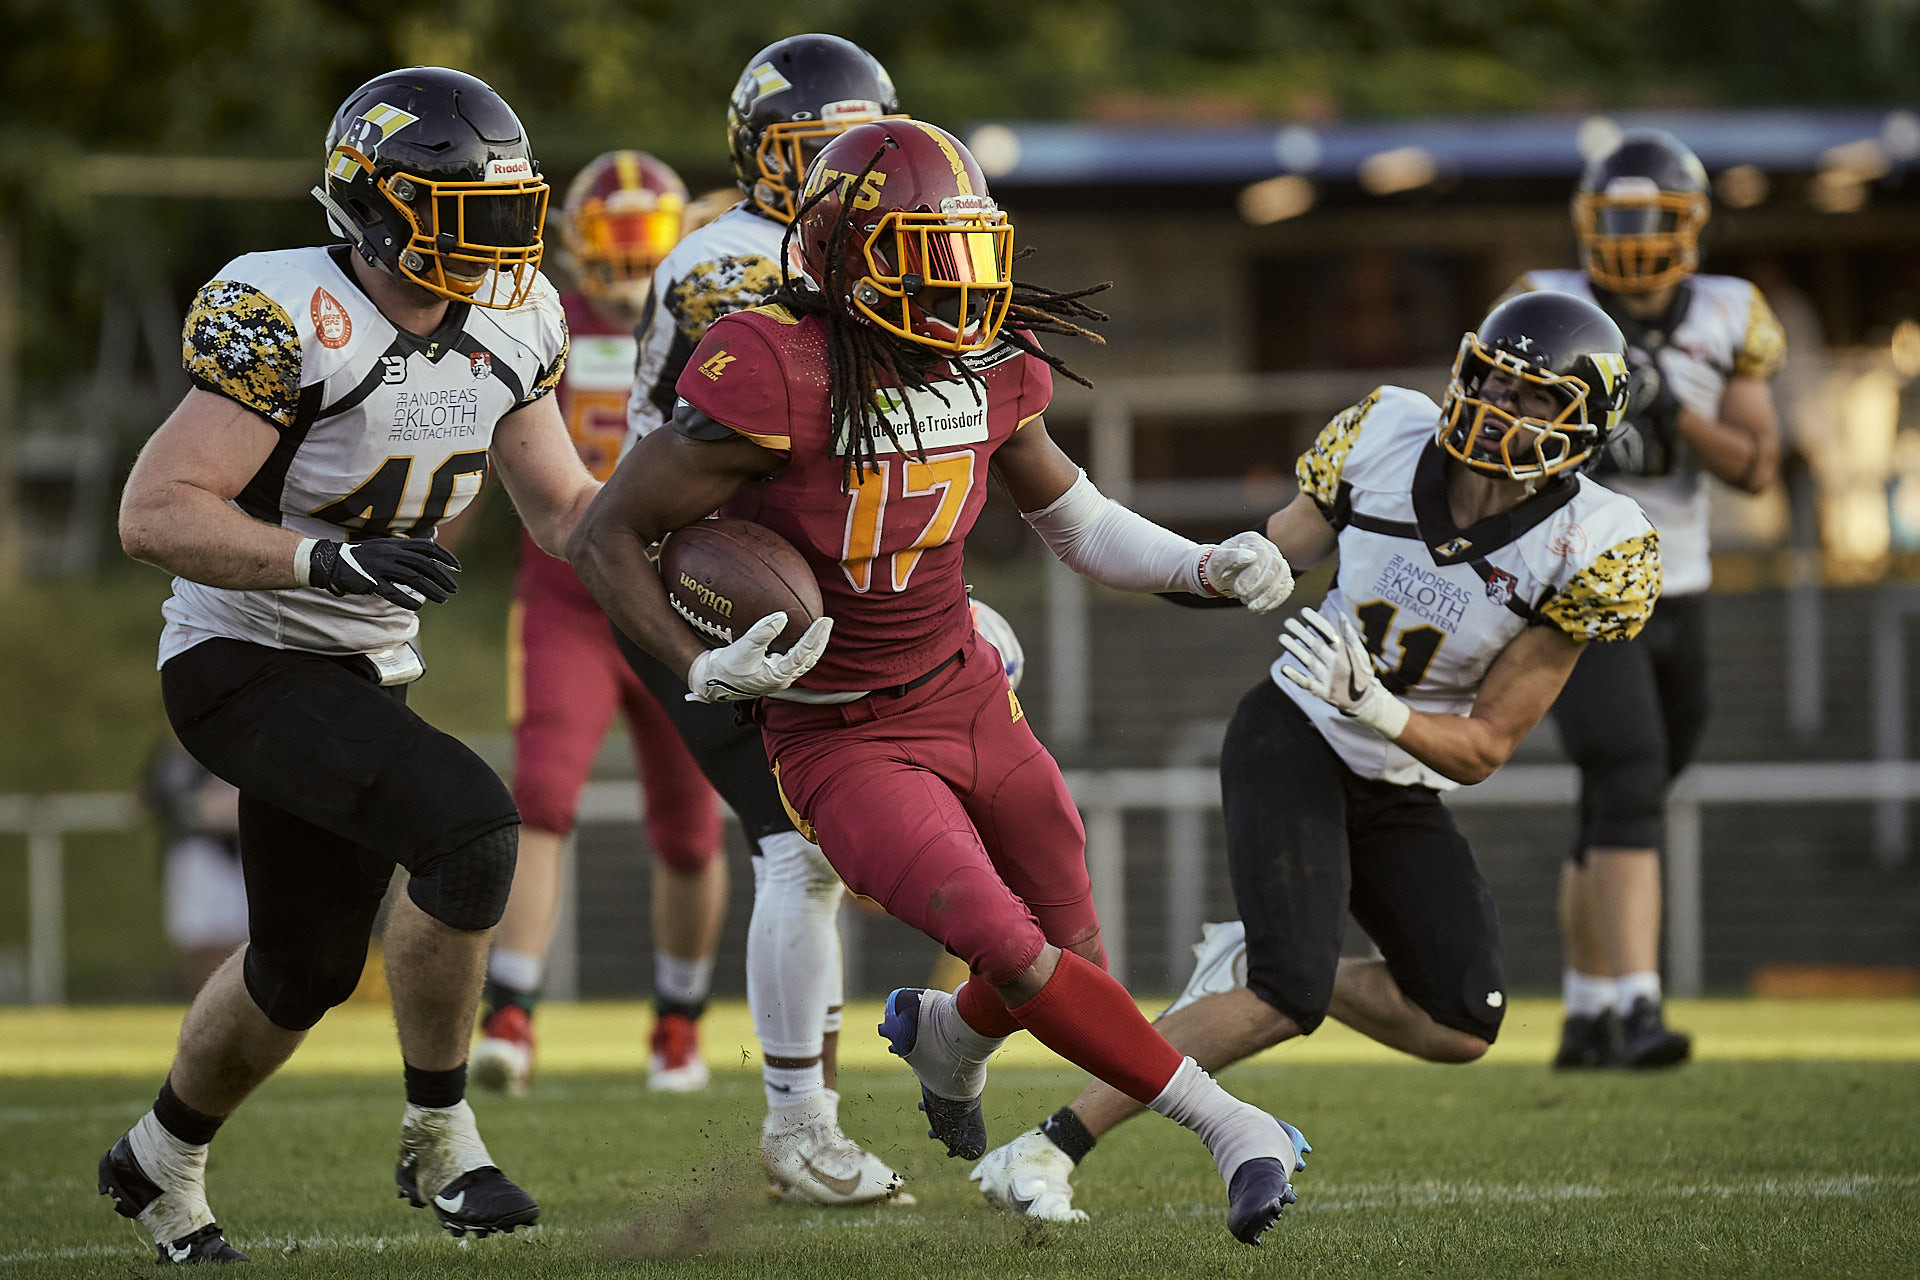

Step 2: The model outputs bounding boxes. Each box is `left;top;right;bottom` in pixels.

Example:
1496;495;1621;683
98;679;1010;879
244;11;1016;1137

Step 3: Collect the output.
910;121;972;196
614;150;641;191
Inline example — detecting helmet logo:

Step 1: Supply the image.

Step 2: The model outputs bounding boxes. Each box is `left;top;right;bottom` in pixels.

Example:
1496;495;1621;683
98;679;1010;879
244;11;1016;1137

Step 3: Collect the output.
327;103;419;180
820;99;883;123
743;62;793;104
1590;351;1628;399
809;165;889;211
484;157;533;183
940;195;995;217
309;287;352;350
1602;175;1663;199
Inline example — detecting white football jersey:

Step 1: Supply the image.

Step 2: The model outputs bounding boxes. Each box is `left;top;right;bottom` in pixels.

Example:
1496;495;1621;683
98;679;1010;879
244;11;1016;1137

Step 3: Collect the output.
1511;269;1783;595
158;245;568;665
1279;387;1661;789
625;201;786;443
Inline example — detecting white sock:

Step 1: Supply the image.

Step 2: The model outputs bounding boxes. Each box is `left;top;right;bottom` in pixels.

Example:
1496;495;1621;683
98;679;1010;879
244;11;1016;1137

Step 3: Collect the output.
748;830;845;1060
127;1111;214;1240
932;988;1006;1064
764;1061;827;1112
1564;970;1620;1017
1617;970;1662;1008
399;1099;493;1199
488;948;544;994
1149;1056;1289;1187
654;951;714;1007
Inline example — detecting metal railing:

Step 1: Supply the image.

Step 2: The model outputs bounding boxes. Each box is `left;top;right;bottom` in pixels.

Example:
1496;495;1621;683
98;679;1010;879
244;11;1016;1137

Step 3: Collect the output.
11;760;1920;1004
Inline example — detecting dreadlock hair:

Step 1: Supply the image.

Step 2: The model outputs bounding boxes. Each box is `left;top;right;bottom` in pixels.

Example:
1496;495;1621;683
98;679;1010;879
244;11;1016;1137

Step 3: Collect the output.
770;142;1111;492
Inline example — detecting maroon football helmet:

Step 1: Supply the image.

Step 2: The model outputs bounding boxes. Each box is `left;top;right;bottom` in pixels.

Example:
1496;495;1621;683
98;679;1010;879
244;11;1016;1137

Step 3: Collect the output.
558;150;688;313
792;120;1013;354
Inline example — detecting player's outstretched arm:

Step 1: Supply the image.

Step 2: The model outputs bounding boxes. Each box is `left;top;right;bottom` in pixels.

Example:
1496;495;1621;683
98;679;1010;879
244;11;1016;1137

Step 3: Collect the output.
120;389;305;589
491;393;601;557
567;425;781;681
994;416;1295;612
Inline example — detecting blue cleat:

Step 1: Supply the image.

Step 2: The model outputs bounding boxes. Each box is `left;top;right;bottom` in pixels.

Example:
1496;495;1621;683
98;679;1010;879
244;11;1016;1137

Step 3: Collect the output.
1225;1156;1297;1245
880;987;988;1160
1279;1118;1312;1171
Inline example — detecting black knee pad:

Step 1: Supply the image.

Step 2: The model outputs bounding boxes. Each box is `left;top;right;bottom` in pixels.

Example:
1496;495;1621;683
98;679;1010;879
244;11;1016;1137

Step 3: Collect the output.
243;938;371;1031
407;822;519;931
1574;750;1668;859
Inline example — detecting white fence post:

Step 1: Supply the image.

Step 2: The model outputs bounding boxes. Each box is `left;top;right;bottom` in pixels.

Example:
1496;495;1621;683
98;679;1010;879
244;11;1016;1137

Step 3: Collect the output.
27;816;64;1005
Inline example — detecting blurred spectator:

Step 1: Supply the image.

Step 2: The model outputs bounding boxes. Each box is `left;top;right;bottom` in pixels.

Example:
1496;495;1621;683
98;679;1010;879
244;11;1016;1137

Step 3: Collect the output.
144;729;245;990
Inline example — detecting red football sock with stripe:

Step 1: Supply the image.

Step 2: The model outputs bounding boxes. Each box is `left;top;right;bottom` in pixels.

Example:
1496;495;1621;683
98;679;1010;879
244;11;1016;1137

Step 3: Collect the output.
1007;949;1184;1104
955;974;1023;1039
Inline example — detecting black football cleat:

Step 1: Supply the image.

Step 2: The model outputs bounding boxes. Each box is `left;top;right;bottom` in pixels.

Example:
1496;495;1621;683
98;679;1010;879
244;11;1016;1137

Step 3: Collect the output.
1552;1010;1623;1069
98;1134;248;1264
396;1161;540;1238
1225;1156;1297;1245
1619;997;1692;1068
879;987;988;1160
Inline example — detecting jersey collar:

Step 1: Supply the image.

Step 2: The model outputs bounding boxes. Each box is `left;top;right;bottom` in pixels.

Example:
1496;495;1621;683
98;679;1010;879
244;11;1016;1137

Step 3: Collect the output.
329;244;473;361
1411;441;1578;566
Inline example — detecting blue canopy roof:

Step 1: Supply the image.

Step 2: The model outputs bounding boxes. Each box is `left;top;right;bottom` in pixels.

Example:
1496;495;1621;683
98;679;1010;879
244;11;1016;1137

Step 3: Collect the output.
966;108;1920;187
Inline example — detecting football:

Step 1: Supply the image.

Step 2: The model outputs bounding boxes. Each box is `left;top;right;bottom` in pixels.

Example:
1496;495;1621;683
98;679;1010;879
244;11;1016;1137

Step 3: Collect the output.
657;518;822;652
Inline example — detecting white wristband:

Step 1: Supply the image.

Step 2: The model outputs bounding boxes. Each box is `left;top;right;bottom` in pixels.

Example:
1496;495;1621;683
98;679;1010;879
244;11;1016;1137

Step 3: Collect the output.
293;537;320;588
1347;683;1411;740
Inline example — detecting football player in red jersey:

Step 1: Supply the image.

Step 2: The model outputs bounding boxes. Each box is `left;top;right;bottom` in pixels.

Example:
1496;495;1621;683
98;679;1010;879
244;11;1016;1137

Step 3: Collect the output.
471;151;731;1096
571;120;1307;1245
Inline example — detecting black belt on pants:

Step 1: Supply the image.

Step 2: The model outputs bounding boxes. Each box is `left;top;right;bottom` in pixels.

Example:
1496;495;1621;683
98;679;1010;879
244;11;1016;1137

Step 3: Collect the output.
872;648;964;699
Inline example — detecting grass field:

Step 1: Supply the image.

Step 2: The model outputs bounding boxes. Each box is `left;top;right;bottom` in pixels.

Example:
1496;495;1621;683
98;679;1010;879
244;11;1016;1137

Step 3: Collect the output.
5;998;1918;1278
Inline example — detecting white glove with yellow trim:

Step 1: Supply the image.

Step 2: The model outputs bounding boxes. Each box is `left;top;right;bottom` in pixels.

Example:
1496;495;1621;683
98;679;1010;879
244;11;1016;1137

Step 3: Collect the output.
685;612;833;703
1277;606;1410;739
1197;531;1295;613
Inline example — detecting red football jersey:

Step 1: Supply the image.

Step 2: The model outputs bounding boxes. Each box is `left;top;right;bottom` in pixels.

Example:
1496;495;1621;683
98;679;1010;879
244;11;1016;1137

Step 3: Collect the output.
676;304;1053;689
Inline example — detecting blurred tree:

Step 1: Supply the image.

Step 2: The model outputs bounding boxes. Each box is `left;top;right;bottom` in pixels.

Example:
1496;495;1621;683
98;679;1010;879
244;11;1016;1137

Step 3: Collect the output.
1;0;1916;406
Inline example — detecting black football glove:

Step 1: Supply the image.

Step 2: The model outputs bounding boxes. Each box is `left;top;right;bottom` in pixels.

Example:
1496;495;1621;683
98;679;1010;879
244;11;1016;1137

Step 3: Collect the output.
307;537;461;610
1599;346;1682;477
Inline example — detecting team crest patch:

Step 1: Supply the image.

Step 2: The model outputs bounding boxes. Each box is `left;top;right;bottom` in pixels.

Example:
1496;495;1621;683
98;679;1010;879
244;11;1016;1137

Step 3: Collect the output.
1548;520;1588;560
469;351;493;380
1484;567;1518;606
310;287;352;350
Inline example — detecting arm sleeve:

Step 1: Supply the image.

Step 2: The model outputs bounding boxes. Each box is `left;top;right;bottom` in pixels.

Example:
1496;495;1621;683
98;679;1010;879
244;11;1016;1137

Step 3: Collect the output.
182;280;304;430
521;295;569;407
1294;389;1381;515
674;318;793;453
1022;469;1206;594
1733;284;1787;380
1537;529;1662;643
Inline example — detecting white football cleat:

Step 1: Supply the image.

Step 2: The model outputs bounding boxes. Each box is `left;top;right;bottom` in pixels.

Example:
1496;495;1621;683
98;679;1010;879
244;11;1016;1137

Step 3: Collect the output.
647;1012;712;1092
971;1128;1088;1222
471;1006;533;1098
1163;920;1250;1015
762;1092;903;1206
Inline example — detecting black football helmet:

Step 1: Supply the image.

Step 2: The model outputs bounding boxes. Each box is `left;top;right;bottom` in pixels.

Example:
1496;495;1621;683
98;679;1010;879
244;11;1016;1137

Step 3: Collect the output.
313;66;549;309
1438;292;1631;481
726;34;903;223
1572;128;1710;295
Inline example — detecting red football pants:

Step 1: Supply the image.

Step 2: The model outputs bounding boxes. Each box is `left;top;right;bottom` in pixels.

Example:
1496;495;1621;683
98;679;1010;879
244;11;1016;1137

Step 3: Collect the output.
510;541;722;867
761;632;1100;987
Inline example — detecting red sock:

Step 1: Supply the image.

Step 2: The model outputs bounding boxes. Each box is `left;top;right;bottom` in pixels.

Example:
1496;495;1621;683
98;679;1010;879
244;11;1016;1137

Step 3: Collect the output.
955;975;1023;1039
1007;950;1183;1104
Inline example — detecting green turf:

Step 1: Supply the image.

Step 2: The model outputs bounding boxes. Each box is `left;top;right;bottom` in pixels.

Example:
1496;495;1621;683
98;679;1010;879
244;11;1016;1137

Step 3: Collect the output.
7;1061;1916;1278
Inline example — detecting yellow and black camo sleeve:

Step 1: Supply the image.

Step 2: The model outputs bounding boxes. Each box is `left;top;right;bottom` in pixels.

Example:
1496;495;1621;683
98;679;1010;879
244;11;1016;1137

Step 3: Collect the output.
1539;529;1662;643
182;280;303;430
524;325;569;407
1295;388;1381;513
664;254;784;341
1733;284;1787;380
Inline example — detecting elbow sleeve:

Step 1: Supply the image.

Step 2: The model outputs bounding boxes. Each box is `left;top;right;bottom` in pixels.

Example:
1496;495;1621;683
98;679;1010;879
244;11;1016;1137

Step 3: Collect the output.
1021;470;1205;595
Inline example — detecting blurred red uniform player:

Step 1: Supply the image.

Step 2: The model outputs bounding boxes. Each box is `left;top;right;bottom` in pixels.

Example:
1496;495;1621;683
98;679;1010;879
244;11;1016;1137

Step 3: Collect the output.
570;121;1307;1245
473;150;727;1096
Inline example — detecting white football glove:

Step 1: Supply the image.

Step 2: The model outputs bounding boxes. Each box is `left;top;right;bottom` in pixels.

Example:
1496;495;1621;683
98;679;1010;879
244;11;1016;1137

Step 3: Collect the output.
1197;531;1295;613
1277;606;1411;739
1656;346;1720;421
684;612;833;704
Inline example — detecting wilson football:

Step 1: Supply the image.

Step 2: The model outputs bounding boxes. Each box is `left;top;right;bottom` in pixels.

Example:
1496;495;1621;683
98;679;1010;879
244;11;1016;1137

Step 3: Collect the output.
658;518;822;652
